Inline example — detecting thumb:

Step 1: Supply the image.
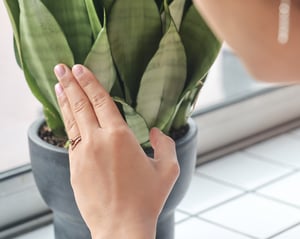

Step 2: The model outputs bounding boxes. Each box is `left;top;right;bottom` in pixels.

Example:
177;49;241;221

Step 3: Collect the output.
150;128;179;176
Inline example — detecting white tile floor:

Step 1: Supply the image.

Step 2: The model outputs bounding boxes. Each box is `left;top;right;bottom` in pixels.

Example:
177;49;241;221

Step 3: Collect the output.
16;128;300;239
176;129;300;239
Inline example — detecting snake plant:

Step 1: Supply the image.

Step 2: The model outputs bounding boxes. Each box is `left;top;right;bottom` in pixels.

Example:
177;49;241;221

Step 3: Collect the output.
4;0;221;147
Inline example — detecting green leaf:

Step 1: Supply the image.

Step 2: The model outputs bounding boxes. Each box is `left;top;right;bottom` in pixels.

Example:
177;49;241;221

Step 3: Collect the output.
171;98;191;129
19;0;74;111
23;61;65;136
4;0;20;37
161;0;171;33
4;0;22;66
13;37;22;68
161;0;185;32
166;74;207;130
4;0;20;42
91;0;114;25
43;107;66;137
156;0;173;12
171;86;200;129
5;0;65;135
162;87;192;131
85;0;102;39
40;0;93;64
180;5;221;92
107;0;162;104
114;97;150;145
84;25;117;93
189;74;207;107
155;0;163;10
169;0;186;30
110;78;124;99
136;20;186;130
99;0;115;12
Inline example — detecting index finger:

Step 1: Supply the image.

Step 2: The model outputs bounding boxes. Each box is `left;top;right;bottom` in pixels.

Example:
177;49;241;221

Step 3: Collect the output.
72;65;126;128
54;64;100;137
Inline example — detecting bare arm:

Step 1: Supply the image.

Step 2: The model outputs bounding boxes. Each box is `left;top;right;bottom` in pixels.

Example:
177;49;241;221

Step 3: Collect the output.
193;0;300;83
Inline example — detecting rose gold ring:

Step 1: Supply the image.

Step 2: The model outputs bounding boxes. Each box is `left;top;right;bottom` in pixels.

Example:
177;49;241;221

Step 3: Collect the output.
69;136;82;151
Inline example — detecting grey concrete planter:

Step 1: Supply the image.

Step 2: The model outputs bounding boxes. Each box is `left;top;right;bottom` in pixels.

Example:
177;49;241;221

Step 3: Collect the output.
28;118;198;239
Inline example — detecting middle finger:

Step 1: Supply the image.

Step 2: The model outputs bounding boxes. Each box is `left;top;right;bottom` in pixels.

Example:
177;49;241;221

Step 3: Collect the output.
54;64;99;138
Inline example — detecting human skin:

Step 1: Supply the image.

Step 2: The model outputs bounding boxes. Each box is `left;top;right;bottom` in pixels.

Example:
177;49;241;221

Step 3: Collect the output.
193;0;300;83
54;64;180;239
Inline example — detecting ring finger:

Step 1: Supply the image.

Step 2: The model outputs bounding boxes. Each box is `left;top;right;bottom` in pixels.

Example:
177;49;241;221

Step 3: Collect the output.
55;83;81;149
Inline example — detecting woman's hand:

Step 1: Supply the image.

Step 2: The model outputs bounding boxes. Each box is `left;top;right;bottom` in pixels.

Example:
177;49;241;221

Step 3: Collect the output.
54;64;180;239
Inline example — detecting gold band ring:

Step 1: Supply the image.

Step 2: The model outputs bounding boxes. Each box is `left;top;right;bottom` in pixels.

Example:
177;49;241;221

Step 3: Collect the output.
69;136;82;151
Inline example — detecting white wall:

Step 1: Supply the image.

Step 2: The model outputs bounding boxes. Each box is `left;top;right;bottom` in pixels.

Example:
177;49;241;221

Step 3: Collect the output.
0;1;40;172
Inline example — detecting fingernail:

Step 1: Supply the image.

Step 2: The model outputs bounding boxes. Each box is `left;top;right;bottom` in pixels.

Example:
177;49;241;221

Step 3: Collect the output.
55;83;64;96
72;65;83;77
54;65;66;78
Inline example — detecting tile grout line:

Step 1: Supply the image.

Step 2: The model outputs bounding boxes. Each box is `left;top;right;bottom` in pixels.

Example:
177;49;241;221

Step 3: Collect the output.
177;187;300;238
176;209;193;216
175;210;194;224
196;216;259;239
243;150;300;169
177;133;300;238
178;173;300;219
175;216;196;225
187;192;248;216
254;191;300;211
194;171;248;191
267;221;300;239
195;169;299;194
250;170;299;191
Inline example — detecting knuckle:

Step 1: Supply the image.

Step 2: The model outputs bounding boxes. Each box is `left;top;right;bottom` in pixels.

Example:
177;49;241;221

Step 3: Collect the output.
73;98;88;113
167;134;175;143
172;159;180;175
60;75;72;88
156;131;176;147
84;136;99;151
164;135;176;149
168;137;176;148
65;118;77;133
57;94;68;108
169;160;180;177
108;127;128;143
91;92;108;110
78;75;92;88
